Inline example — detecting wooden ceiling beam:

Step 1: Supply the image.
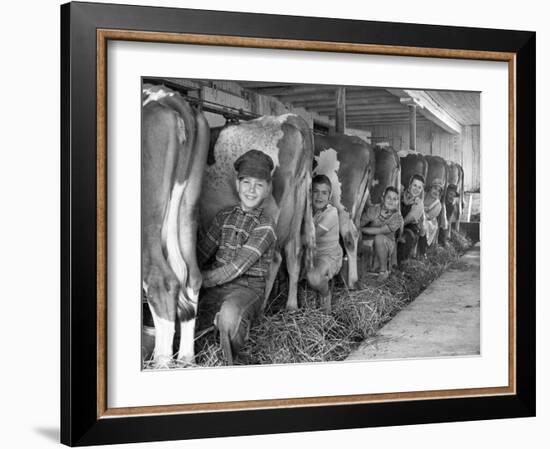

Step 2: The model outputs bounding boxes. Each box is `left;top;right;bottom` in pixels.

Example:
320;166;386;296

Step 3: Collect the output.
321;108;410;117
348;121;422;127
291;96;401;108
319;104;409;113
386;88;462;134
343;115;415;121
239;82;295;88
250;85;337;96
347;117;430;124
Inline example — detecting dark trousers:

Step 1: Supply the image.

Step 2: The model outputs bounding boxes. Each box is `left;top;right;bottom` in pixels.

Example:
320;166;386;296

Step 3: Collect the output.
397;227;419;263
198;276;264;363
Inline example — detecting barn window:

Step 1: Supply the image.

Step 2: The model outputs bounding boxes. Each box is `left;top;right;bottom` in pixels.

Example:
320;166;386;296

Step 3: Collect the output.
313;121;330;136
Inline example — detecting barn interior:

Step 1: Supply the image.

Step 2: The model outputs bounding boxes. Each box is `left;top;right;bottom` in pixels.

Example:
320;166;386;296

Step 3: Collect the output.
142;77;483;367
144;77;481;222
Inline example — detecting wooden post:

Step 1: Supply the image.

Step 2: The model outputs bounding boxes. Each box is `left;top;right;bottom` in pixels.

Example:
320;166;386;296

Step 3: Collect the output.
335;87;346;134
408;104;417;151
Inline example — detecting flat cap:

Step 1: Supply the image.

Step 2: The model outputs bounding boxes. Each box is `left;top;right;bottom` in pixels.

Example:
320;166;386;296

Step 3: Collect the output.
234;149;274;181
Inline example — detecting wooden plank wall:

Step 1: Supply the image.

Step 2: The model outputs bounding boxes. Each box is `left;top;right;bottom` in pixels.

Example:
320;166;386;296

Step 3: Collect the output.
460;125;480;192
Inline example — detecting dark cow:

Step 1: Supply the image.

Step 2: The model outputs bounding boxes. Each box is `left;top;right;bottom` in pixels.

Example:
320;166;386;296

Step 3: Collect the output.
313;134;375;289
200;114;315;311
441;161;465;242
371;145;401;205
142;85;210;366
399;150;428;191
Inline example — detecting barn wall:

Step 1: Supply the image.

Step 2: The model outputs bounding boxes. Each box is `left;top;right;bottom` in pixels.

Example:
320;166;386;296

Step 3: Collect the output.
366;123;459;158
460;125;480;191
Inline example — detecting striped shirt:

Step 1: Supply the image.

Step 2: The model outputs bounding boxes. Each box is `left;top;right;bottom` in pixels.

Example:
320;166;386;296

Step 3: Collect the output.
197;205;276;286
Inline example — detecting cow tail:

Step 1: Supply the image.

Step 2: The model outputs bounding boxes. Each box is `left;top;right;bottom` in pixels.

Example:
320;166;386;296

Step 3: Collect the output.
294;122;315;273
176;285;195;322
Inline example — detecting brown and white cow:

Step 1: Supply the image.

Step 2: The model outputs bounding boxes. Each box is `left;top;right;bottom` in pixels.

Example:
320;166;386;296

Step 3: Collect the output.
313;134;375;289
142;85;210;366
200;114;315;311
442;161;465;241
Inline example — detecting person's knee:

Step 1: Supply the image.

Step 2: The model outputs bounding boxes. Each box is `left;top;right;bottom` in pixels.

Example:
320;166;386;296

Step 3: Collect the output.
374;234;386;248
307;269;326;289
217;301;241;337
307;269;330;295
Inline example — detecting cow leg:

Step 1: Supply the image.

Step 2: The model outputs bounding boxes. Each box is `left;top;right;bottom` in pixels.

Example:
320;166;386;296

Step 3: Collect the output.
148;304;175;368
342;226;360;289
175;205;202;364
177;286;199;363
263;250;282;313
285;238;303;311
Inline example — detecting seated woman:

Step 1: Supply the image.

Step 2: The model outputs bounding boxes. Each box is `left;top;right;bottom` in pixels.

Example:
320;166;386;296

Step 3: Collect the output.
361;186;403;281
397;174;425;262
418;179;444;257
306;174;343;313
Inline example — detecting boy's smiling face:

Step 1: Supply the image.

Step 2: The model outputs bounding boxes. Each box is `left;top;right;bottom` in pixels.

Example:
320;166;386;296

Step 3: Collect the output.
409;179;424;197
383;190;399;211
312;182;331;212
235;176;271;211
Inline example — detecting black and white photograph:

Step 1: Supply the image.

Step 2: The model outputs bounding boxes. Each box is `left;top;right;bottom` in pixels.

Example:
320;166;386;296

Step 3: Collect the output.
141;78;481;369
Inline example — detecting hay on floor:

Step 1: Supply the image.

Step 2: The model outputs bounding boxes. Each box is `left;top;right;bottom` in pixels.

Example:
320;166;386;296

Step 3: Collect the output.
145;231;473;369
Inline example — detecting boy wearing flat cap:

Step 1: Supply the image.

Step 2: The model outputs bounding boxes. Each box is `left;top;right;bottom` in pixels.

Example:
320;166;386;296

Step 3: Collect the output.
197;149;276;364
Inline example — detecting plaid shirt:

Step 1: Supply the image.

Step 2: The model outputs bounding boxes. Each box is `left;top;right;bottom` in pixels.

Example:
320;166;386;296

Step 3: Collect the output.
361;204;404;241
198;205;276;287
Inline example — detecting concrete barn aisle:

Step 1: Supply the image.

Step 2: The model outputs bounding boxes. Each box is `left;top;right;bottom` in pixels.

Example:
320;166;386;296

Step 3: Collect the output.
347;244;480;361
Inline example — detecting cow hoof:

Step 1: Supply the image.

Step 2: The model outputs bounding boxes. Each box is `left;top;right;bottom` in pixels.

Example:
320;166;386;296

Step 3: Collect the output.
285;304;299;312
176;353;195;366
153;355;173;369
